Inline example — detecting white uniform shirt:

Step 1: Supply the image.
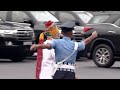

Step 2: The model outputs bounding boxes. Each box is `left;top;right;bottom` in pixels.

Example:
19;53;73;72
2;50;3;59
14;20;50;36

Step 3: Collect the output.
39;40;55;79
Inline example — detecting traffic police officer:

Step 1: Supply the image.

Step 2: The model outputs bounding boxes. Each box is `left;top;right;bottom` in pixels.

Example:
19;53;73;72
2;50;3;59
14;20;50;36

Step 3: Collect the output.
30;21;98;79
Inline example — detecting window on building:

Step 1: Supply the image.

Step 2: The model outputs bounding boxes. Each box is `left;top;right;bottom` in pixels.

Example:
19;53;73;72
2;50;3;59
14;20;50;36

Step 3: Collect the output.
88;15;110;24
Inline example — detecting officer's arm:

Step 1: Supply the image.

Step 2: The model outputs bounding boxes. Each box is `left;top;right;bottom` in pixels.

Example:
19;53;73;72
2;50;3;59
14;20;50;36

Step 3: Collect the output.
30;43;52;51
83;31;98;45
36;43;51;49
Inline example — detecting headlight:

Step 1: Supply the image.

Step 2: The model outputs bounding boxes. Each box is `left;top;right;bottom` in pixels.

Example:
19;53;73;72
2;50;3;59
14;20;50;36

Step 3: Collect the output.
0;33;5;36
4;30;14;34
0;30;14;37
4;31;11;34
73;30;75;33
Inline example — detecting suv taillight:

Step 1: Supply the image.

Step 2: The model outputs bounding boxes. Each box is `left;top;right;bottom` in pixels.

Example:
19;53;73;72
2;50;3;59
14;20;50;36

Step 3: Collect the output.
84;27;93;32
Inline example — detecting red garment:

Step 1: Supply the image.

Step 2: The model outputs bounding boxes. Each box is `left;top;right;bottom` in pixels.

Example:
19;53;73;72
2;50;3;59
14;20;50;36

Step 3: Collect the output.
35;40;44;79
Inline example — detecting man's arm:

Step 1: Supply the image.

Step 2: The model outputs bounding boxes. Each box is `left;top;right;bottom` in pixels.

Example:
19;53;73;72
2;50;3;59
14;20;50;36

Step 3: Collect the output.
83;31;98;45
30;43;51;51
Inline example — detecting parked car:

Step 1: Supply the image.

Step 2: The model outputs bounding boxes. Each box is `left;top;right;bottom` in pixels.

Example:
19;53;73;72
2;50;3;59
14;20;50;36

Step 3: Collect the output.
0;19;35;62
50;11;93;25
0;11;61;44
73;11;120;68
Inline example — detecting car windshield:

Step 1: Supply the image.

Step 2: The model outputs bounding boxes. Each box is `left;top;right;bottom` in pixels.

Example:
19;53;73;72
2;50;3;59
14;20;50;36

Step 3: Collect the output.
30;11;59;22
88;15;110;24
73;11;93;23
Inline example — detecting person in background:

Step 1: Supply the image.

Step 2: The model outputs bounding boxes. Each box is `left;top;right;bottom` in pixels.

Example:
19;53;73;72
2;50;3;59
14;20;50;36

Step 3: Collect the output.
32;20;60;79
30;21;98;79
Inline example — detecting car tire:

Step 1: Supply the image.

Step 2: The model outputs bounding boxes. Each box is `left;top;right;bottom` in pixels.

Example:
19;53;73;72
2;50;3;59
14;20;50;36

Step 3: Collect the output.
92;44;115;68
26;51;35;57
0;37;5;46
76;53;80;60
9;49;26;62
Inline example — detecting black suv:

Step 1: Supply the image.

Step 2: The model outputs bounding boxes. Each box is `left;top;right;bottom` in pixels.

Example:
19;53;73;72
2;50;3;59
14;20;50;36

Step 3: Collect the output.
0;19;35;62
73;11;120;68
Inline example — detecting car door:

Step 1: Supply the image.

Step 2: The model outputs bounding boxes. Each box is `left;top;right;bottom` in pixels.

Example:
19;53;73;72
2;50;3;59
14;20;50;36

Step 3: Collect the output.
110;18;120;53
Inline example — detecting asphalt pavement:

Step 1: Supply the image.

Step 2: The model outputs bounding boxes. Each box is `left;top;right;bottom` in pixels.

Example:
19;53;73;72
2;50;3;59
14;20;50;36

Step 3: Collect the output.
0;57;120;79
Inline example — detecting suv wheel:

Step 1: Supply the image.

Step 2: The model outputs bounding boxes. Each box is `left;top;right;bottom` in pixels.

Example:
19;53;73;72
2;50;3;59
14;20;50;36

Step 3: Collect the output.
92;44;115;68
0;37;5;46
9;49;26;62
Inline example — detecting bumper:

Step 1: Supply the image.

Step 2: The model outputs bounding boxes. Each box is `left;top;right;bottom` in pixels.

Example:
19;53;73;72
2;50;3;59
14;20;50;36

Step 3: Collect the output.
0;45;34;58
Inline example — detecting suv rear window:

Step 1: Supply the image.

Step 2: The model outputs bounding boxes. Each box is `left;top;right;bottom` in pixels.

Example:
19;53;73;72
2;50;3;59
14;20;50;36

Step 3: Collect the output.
30;11;59;22
88;15;110;24
0;11;8;21
75;12;93;23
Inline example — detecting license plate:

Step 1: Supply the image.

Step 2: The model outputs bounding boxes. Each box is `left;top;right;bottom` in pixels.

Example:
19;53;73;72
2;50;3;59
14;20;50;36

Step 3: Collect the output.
23;42;32;45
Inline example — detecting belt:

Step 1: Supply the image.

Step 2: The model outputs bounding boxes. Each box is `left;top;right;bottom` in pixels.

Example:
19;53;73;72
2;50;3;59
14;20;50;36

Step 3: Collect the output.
57;68;75;72
52;63;76;76
58;64;75;70
56;64;75;72
56;62;76;66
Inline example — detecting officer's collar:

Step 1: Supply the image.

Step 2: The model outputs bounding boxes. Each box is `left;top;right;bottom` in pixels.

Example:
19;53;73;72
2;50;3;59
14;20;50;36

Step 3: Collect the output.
63;36;71;41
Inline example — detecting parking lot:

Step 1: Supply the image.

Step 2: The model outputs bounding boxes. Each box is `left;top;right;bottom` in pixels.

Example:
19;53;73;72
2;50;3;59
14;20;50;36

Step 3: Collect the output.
0;57;120;79
1;11;120;79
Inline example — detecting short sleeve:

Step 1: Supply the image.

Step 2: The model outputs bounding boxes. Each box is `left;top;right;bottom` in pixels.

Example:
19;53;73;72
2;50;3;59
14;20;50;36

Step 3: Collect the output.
77;41;85;51
49;39;56;49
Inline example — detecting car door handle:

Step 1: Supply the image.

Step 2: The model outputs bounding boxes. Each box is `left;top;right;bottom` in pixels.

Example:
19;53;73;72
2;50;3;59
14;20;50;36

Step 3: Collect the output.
108;31;116;34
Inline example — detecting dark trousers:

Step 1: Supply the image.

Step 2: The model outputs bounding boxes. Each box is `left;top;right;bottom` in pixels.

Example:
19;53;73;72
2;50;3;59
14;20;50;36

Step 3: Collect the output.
53;70;75;79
